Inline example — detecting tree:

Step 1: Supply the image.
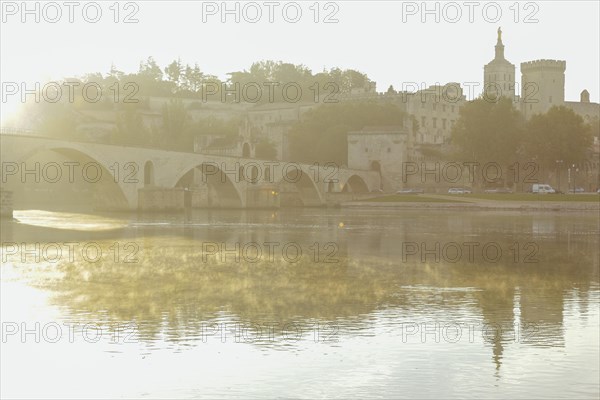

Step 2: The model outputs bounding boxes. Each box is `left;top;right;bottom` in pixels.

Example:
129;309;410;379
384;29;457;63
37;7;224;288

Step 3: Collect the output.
452;97;524;168
186;64;204;93
194;75;221;102
587;117;599;139
523;106;592;172
341;69;369;93
134;57;169;97
224;61;374;104
165;59;183;87
138;56;163;81
108;63;124;81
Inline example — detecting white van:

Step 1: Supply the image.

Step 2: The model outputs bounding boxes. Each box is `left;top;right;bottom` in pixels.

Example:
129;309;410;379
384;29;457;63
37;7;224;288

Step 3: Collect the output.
532;184;556;194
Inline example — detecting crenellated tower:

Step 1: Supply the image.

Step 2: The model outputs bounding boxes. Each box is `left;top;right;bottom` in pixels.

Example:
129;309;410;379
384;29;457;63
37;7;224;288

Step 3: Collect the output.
520;59;566;119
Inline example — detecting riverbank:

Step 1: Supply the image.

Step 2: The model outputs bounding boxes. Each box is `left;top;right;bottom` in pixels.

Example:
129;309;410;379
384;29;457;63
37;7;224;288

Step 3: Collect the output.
342;194;600;212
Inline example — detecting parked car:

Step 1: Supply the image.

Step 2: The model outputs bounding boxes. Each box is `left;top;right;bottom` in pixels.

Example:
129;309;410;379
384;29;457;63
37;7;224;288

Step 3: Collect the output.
568;187;585;193
396;188;425;194
484;187;513;194
531;184;556;194
448;188;471;194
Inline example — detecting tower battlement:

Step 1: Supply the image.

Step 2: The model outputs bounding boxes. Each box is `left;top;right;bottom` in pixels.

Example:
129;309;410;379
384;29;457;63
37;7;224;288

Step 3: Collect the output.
521;59;566;71
520;59;566;119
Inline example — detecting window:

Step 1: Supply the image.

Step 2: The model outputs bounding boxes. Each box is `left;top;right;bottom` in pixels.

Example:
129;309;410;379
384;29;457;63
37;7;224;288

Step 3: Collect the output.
387;147;391;153
421;116;426;127
432;118;437;128
365;148;368;152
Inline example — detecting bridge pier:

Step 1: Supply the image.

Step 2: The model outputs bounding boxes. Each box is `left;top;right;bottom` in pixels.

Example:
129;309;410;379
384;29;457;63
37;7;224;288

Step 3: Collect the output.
246;185;280;208
0;190;13;218
138;187;186;212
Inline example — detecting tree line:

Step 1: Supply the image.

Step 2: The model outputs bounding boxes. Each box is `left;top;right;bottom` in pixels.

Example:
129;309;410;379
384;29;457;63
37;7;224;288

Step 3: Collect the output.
72;57;372;103
451;97;598;186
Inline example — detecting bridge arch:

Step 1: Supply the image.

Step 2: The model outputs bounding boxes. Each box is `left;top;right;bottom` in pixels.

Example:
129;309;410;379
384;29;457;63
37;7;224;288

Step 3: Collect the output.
341;174;370;193
173;162;244;208
277;165;323;207
242;142;251;158
3;144;132;210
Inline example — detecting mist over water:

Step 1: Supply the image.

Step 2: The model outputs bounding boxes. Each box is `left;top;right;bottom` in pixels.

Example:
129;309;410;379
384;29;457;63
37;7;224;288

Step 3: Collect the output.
2;209;598;398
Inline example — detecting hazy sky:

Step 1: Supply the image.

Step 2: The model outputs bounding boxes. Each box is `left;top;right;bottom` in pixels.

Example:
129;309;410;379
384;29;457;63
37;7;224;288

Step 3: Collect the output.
1;0;599;105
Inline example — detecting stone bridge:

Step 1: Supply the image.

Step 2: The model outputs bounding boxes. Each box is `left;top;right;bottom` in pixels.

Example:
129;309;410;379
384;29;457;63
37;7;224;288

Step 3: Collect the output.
0;132;380;210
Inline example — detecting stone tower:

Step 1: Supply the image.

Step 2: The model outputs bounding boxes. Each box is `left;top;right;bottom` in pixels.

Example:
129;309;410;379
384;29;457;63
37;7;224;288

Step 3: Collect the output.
520;59;566;119
580;89;590;103
483;27;516;101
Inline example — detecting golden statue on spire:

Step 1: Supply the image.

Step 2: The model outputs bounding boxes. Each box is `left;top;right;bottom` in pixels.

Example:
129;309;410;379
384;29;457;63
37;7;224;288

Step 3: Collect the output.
498;27;502;41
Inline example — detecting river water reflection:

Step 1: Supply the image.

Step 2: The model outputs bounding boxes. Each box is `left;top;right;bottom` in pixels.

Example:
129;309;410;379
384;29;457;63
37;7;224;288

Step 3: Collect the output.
1;208;599;398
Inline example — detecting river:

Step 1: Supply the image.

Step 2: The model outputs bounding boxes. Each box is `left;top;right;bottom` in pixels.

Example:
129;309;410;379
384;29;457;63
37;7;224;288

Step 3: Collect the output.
1;208;599;399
